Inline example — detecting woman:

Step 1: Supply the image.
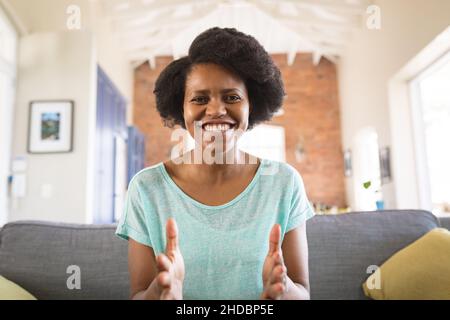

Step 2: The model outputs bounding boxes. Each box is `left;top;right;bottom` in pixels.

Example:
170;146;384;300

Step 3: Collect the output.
116;27;315;300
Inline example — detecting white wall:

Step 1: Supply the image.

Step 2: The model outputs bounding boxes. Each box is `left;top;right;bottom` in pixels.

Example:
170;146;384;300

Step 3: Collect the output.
9;31;96;223
3;0;134;224
338;0;450;210
90;0;133;122
4;0;133;113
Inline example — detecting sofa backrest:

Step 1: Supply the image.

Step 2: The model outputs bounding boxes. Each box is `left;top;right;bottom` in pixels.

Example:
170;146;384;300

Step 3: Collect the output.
0;210;440;299
0;221;129;299
307;210;439;299
439;216;450;230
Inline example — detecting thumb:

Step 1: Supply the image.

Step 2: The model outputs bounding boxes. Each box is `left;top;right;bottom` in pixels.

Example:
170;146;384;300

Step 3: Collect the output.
165;218;179;253
268;224;281;256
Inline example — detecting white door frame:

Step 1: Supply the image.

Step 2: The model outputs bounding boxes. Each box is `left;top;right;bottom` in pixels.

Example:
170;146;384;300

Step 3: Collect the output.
409;50;450;212
0;5;18;226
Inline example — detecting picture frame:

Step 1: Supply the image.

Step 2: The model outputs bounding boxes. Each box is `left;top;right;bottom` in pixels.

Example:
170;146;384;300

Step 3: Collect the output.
343;149;352;177
27;100;74;154
379;146;392;184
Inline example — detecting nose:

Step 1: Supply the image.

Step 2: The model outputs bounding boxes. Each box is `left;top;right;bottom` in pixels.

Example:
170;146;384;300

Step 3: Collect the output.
205;97;227;118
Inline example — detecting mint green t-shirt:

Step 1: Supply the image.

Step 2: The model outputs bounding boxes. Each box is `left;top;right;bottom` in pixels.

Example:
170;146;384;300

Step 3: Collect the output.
115;158;315;299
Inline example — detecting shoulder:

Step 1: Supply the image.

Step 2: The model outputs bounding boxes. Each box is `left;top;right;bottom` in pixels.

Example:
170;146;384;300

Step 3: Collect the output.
128;162;166;192
260;158;302;181
259;158;307;193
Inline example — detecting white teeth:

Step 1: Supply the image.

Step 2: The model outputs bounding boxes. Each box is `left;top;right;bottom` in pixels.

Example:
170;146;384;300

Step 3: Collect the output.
204;124;232;131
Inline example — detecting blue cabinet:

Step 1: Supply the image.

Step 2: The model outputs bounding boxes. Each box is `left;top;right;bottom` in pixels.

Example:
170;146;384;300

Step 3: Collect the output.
127;126;146;185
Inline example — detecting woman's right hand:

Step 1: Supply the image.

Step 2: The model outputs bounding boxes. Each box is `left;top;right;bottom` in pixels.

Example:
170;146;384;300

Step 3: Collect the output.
154;218;185;300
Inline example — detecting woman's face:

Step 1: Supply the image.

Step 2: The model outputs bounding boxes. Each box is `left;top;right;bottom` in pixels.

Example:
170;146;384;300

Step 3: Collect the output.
183;63;250;156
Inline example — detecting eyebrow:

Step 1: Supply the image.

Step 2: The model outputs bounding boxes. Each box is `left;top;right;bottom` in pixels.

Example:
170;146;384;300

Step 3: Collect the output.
189;88;243;95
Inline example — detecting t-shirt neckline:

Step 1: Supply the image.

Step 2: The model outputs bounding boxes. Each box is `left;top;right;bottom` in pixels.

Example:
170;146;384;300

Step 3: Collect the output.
158;159;265;210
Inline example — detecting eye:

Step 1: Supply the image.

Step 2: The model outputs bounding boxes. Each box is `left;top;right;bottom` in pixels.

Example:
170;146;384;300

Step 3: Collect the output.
224;95;241;103
191;96;209;104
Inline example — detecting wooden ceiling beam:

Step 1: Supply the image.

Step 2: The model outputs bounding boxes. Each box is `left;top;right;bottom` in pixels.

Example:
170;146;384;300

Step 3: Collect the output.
104;0;209;23
263;0;369;16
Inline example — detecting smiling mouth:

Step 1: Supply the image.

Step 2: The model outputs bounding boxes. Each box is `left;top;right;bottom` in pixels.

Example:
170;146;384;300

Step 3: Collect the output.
202;123;236;132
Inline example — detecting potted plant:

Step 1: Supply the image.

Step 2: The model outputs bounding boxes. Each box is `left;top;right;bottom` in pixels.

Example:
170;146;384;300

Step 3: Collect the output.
363;180;384;210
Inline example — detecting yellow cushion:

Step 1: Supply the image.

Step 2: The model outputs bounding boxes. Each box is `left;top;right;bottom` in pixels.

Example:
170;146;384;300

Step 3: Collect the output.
0;275;37;300
363;228;450;300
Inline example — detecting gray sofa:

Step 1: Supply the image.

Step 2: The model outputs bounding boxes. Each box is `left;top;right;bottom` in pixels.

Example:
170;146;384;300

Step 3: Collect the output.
0;210;449;300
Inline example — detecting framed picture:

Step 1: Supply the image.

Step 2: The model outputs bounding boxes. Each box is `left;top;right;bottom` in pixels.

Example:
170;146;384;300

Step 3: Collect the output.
343;149;352;177
27;100;74;153
379;146;392;184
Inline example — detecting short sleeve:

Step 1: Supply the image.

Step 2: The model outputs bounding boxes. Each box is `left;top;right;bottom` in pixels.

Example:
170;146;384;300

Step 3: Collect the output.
115;177;152;247
286;170;315;232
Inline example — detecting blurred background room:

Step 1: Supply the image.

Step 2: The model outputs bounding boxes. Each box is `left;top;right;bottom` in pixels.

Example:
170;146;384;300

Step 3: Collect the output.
0;0;449;226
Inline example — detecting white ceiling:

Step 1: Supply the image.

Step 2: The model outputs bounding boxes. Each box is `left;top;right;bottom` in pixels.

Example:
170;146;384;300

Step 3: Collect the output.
99;0;371;67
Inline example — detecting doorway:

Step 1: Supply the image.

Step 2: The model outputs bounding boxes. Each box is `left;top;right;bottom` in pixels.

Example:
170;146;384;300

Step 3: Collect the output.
352;127;382;211
94;66;127;224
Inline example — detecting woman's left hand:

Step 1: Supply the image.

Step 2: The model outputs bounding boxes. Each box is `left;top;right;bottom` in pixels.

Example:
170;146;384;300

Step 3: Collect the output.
260;224;288;300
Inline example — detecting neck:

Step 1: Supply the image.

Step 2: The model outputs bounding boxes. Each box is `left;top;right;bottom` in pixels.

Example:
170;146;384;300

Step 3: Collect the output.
183;147;254;184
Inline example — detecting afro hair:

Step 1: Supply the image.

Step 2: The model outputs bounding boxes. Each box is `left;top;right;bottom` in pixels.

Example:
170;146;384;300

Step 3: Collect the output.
153;27;285;129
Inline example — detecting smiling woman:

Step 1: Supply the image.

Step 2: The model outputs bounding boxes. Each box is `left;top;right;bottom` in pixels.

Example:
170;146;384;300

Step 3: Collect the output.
153;27;285;130
115;27;315;300
182;63;249;158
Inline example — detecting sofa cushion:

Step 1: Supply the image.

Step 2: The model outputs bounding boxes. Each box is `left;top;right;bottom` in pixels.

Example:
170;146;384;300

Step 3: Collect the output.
0;275;37;300
362;228;450;299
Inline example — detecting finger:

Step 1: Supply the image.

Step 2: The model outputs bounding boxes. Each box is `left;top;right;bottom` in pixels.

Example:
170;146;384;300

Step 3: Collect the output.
267;249;283;274
268;224;281;256
166;218;179;253
260;290;270;300
156;253;172;273
269;265;286;285
160;288;173;300
157;271;171;290
273;251;285;267
266;282;285;300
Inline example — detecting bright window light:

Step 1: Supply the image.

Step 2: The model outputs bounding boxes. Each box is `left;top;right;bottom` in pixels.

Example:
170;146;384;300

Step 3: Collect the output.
238;124;286;162
413;51;450;215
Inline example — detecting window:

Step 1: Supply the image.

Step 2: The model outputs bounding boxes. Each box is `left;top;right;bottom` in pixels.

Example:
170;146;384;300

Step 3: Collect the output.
238;124;286;162
410;51;450;216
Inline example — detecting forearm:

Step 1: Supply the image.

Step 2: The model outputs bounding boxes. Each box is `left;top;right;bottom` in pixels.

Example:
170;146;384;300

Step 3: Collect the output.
280;277;310;300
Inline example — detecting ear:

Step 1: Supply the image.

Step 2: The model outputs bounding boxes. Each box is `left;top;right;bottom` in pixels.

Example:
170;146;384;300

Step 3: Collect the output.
181;105;186;127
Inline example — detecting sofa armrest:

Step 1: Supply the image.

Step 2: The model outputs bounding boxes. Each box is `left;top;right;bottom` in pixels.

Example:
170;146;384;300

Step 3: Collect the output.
439;217;450;230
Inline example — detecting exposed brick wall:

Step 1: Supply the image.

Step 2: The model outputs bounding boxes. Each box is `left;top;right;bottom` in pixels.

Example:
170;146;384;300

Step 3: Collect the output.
133;53;346;207
134;56;174;166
